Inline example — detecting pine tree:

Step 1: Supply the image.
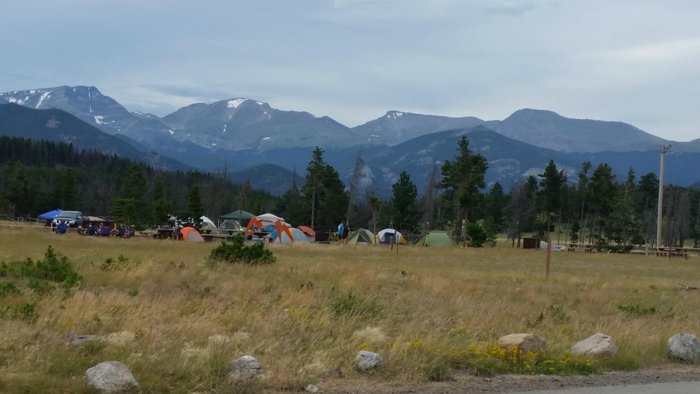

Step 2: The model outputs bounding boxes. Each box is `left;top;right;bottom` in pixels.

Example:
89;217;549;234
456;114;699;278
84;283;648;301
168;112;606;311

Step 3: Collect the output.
439;136;488;244
390;171;420;232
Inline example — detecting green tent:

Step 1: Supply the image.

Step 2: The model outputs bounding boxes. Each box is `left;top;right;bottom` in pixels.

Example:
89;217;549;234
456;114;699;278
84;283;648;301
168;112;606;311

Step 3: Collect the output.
417;231;455;247
347;228;377;245
221;209;254;226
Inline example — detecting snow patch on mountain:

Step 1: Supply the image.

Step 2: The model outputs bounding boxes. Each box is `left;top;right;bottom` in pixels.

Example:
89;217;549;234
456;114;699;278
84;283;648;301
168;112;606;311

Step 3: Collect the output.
227;98;247;109
8;96;29;105
36;91;51;108
93;115;110;125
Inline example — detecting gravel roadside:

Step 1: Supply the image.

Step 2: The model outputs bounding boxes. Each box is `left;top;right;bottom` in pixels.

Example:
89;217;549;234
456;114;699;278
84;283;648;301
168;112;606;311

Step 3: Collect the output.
316;365;700;393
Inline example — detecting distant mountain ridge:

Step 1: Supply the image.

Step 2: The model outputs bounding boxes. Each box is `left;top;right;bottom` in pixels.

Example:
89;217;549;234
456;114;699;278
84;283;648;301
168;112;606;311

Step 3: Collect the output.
352;110;484;145
0;103;187;170
3;85;700;195
161;98;363;151
2;85;687;155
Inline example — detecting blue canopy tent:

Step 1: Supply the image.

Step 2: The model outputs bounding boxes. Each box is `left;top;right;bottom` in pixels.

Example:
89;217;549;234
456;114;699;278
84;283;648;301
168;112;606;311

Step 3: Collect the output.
38;209;63;220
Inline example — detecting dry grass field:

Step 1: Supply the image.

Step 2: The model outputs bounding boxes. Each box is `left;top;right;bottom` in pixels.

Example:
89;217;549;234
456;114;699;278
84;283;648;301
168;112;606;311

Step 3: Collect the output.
1;223;699;393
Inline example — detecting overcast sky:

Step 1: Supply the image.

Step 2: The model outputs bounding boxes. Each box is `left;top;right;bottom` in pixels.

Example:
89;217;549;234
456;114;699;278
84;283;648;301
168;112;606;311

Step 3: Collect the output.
2;0;699;141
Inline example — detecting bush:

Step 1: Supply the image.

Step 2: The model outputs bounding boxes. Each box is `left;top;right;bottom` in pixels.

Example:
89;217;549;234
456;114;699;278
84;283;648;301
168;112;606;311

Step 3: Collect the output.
0;283;21;297
466;222;488;247
423;343;596;379
0;246;82;295
209;234;275;265
331;292;382;318
617;304;656;317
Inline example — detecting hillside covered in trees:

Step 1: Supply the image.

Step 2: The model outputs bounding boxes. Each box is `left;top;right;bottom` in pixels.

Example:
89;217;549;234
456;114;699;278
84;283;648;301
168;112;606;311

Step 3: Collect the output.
0;137;277;226
3;135;699;249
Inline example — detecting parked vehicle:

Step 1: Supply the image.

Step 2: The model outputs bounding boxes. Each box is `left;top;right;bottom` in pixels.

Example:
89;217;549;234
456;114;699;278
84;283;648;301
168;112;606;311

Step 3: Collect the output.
51;211;85;228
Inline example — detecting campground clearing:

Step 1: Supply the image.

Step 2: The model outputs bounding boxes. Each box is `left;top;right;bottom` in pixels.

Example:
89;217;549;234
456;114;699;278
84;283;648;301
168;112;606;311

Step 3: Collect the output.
1;224;699;392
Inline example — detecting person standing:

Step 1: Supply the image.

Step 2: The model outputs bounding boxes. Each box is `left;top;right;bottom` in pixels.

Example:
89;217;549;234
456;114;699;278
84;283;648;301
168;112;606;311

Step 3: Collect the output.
337;221;345;244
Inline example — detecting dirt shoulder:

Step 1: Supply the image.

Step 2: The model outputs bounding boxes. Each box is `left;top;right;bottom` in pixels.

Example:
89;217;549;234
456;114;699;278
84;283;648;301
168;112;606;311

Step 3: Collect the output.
317;365;700;393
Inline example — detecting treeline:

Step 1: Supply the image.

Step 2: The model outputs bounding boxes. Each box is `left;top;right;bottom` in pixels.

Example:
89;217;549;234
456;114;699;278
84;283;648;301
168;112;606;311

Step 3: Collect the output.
0;137;277;226
276;137;700;248
3;135;699;248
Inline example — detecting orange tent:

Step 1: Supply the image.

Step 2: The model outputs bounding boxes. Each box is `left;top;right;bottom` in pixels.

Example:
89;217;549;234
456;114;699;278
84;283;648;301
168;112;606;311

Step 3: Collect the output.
244;216;265;238
274;219;293;243
180;226;204;242
297;226;316;238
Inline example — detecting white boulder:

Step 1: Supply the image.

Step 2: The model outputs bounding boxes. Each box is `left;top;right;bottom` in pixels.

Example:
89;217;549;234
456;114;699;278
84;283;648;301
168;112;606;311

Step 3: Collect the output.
572;333;617;358
225;355;264;381
667;333;700;363
84;361;139;393
354;350;384;371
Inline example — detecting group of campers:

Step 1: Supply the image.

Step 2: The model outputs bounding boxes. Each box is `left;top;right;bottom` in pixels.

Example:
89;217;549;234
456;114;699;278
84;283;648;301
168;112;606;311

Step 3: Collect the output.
54;221;136;238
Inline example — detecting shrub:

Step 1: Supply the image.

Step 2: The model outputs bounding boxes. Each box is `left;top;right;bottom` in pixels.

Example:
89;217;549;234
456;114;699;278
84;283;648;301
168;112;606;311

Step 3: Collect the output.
209;234;275;265
331;292;382;318
0;283;21;297
0;246;82;295
426;343;596;378
0;302;37;323
100;254;137;271
617;304;656;317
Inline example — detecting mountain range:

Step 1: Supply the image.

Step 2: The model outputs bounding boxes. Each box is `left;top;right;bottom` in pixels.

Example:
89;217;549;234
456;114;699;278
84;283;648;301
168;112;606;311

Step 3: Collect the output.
2;85;699;195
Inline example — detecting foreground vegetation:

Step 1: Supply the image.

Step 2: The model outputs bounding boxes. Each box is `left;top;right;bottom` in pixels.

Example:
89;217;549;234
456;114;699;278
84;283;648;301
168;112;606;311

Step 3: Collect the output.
1;225;699;392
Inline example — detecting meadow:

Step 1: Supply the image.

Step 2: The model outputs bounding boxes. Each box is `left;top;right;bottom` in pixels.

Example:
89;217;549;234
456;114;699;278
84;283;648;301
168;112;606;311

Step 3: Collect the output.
1;224;699;393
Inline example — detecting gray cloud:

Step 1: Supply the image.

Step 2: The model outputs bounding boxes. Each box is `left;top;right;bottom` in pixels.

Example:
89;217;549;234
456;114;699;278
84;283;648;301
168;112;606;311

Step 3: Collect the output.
1;0;699;140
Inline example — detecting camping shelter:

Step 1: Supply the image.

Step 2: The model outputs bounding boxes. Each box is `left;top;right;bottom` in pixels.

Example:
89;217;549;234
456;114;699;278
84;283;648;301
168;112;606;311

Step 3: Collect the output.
200;216;217;229
417;231;454;247
181;226;204;242
347;228;377;245
270;227;309;244
297;226;316;238
38;209;63;220
256;213;289;227
221;209;254;226
377;228;407;245
220;219;241;231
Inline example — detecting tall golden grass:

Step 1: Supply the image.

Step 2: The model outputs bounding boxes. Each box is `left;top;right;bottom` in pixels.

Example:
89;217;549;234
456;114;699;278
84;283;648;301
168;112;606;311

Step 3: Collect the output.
0;224;699;392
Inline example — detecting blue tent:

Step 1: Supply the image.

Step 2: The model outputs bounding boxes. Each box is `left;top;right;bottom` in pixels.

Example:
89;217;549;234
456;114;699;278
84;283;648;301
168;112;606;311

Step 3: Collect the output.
38;209;63;220
269;228;310;244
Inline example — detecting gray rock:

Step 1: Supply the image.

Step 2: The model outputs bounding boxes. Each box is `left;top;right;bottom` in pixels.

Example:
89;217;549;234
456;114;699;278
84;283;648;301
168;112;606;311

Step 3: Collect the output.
497;333;547;354
84;361;139;393
224;355;263;381
572;333;617;358
667;333;700;363
69;334;98;346
354;350;384;371
305;383;319;393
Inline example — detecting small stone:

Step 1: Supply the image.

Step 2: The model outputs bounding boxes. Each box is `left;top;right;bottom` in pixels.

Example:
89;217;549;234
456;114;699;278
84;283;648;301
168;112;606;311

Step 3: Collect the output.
572;333;617;358
305;383;319;393
667;333;700;363
224;355;263;381
354;350;384;371
69;334;98;346
498;333;546;353
84;361;139;393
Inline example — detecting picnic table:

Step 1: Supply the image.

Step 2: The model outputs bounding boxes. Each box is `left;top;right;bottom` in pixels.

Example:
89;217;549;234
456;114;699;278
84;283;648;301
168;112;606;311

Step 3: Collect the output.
567;243;595;252
655;247;688;258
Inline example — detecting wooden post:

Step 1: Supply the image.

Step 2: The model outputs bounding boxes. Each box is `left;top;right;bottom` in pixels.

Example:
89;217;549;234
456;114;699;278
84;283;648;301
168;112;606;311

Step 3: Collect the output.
545;214;552;279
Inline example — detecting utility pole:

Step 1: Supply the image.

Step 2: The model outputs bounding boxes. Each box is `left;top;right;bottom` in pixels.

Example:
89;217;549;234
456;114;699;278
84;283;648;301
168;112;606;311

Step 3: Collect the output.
656;144;671;250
